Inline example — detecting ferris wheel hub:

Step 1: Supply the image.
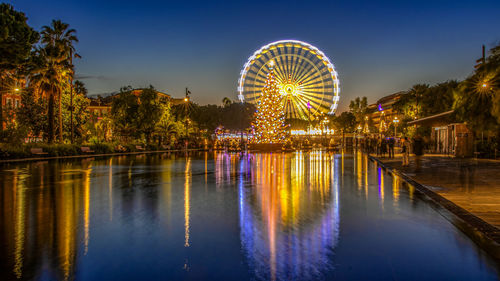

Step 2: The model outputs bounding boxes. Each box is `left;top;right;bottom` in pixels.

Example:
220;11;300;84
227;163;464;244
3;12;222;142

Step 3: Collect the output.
282;83;298;97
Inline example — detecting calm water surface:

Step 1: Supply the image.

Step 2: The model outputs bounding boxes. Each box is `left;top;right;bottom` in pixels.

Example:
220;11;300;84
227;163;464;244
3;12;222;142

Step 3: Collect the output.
0;151;499;280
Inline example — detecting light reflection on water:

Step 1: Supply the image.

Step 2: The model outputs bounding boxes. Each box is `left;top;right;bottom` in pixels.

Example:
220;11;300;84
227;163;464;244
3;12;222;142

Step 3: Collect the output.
237;152;339;280
0;151;499;281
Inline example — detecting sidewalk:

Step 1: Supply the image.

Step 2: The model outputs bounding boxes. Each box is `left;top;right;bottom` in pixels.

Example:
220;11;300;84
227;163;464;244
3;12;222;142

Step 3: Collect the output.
373;154;500;229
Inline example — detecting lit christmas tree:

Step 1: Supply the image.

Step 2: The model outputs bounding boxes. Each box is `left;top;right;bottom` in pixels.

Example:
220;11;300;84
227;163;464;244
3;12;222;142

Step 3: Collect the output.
251;61;287;144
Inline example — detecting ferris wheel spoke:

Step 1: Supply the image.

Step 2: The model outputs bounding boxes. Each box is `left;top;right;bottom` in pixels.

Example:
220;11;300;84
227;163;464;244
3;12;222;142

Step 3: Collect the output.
291;57;306;83
290;100;303;119
289;55;299;82
292;54;306;83
267;49;286;82
295;62;317;85
278;45;289;77
297;92;324;105
274;55;288;83
294;96;312;119
296;62;322;85
300;75;325;87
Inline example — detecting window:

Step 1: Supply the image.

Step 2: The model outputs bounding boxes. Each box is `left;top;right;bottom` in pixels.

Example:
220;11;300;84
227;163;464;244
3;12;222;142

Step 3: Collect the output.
15;99;20;108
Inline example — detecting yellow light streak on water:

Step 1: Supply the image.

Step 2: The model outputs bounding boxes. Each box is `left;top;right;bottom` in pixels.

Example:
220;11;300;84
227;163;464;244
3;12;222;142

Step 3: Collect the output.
109;158;113;221
13;169;24;279
84;166;91;255
184;158;191;247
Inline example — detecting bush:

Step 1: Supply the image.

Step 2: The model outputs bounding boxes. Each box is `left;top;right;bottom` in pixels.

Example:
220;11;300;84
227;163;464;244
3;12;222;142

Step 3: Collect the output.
90;143;115;154
0;141;169;160
146;143;159;151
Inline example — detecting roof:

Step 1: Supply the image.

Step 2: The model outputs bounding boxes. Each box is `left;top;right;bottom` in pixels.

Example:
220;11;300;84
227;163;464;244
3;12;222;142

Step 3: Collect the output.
375;91;405;105
407;110;454;125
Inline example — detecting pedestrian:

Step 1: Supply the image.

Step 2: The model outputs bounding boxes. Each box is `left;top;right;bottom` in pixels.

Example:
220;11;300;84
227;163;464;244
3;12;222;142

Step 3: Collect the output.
388;137;395;158
376;137;381;156
381;137;387;157
402;137;410;167
413;135;424;172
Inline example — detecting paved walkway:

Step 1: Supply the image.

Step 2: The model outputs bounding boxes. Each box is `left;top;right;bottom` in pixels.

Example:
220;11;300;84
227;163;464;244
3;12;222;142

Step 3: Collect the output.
374;154;500;229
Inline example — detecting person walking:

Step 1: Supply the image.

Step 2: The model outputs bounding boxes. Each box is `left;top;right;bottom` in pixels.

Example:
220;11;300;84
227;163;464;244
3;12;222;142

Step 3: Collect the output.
402;137;410;167
412;135;424;172
381;137;387;157
388;137;395;158
376;137;381;156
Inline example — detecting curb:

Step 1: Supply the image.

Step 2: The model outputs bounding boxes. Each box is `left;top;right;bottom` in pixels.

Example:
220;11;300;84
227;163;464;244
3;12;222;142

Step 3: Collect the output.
0;149;204;164
369;155;500;260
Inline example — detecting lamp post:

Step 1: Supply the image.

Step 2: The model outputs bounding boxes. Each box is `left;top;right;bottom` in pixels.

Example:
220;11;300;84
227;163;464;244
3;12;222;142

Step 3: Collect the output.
393;116;399;137
183;87;191;151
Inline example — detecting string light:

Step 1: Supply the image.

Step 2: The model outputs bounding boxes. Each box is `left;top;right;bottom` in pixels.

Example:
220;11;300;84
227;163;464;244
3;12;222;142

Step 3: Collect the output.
251;68;287;144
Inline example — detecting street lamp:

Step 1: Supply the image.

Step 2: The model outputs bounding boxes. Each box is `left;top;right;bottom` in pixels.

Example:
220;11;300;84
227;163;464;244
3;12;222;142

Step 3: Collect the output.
184;88;191;150
393;116;399;137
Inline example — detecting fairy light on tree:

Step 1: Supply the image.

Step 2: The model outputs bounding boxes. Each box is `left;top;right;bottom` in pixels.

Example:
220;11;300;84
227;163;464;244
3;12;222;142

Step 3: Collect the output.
251;60;287;144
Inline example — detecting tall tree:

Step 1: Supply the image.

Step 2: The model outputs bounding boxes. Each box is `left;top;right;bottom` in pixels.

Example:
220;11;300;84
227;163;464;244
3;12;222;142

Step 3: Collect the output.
0;3;39;134
40;19;78;142
62;80;88;141
349;96;368;125
30;47;67;143
136;86;163;143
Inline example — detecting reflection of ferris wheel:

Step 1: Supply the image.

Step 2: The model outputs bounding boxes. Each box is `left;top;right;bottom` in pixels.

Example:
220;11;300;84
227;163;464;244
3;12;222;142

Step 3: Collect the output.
238;40;340;119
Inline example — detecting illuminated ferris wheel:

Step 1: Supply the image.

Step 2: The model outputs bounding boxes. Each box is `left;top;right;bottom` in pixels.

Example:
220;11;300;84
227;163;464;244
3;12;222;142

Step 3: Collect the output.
238;40;340;119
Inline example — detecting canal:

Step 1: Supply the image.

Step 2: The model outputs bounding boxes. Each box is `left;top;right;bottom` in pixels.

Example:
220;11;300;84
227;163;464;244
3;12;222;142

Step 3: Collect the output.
0;151;498;280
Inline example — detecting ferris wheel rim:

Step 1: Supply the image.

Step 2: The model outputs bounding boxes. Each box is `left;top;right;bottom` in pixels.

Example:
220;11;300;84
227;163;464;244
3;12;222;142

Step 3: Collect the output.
238;40;340;116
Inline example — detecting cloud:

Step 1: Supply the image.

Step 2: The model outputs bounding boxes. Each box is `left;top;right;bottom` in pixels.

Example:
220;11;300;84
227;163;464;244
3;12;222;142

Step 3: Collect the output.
75;74;113;81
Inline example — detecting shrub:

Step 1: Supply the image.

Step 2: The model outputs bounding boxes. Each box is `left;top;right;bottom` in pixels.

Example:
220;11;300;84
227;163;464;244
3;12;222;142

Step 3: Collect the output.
90;143;115;154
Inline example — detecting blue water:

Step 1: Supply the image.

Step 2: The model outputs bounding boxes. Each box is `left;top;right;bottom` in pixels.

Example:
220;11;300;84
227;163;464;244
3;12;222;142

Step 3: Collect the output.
0;151;498;280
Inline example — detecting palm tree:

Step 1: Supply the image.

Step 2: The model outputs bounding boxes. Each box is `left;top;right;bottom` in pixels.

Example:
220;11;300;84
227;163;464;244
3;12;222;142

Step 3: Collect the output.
30;47;67;143
454;67;498;134
40;20;78;143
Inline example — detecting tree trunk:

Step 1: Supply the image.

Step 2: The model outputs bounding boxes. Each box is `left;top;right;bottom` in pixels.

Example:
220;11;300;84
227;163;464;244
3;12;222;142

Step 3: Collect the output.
0;92;3;134
0;79;4;135
58;90;63;143
48;94;55;144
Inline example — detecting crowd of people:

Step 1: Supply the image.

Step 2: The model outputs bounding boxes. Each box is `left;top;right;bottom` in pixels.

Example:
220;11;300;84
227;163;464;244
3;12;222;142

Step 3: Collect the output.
359;135;425;171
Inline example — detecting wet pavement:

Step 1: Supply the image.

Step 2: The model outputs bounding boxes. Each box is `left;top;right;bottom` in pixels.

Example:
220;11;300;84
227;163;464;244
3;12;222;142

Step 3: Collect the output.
0;151;499;280
375;154;500;230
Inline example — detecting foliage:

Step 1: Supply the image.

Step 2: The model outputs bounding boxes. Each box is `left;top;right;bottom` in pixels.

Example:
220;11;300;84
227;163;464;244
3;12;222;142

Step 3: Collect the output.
0;105;27;144
221;102;255;130
453;43;500;135
110;86;140;138
0;3;39;70
16;88;47;140
136;86;163;142
110;86;167;143
0;3;39;133
189;104;222;132
62;80;89;141
392;82;457;120
155;101;182;145
332;111;356;133
349;96;368;124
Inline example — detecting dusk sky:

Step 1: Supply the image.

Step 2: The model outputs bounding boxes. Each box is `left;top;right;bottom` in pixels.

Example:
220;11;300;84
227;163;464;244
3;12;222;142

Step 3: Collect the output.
8;0;500;112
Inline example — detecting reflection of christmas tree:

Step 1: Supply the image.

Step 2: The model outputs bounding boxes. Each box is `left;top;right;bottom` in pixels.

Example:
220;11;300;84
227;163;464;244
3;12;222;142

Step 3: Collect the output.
251;63;287;144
